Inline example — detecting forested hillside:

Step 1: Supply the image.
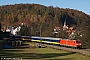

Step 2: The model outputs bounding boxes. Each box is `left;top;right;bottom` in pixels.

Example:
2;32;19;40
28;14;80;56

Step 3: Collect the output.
0;4;90;48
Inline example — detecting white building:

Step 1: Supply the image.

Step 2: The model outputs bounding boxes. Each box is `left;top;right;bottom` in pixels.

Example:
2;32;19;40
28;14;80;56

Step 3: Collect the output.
11;26;21;35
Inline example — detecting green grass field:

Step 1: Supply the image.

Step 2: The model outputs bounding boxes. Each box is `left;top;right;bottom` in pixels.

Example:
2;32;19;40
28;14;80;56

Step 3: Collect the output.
0;41;90;60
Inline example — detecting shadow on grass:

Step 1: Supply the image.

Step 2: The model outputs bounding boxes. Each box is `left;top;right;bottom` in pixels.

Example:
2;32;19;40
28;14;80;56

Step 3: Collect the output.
0;52;76;59
15;44;30;49
0;41;75;59
45;58;73;60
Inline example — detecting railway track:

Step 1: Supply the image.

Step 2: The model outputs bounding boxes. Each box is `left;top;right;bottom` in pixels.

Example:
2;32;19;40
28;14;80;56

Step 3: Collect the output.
44;44;90;57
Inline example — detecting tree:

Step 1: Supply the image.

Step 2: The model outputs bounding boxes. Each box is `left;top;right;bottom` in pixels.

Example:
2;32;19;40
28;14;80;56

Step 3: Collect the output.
19;25;28;36
79;27;90;48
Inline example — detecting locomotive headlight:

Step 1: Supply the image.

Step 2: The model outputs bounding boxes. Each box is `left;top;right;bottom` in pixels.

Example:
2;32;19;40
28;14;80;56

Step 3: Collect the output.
79;43;81;45
77;44;79;45
77;43;81;46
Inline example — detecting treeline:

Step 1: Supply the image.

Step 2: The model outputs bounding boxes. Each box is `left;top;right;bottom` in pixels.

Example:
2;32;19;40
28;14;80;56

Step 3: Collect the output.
0;3;90;48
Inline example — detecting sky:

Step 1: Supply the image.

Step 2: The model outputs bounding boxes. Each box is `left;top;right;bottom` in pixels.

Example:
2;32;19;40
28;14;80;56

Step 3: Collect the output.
0;0;90;15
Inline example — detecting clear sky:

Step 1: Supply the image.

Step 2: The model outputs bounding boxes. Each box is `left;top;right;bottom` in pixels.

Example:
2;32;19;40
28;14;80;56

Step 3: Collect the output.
0;0;90;15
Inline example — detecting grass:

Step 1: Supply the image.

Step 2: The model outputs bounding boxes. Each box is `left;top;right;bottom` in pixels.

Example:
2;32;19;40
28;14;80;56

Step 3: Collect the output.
0;41;90;60
0;40;4;49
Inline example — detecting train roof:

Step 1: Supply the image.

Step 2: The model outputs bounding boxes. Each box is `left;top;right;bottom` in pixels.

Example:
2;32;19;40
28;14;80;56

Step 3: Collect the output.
21;36;31;38
31;36;61;40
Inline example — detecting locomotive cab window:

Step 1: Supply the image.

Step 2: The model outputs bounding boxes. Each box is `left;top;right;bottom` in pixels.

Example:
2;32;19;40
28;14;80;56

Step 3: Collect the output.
76;41;81;43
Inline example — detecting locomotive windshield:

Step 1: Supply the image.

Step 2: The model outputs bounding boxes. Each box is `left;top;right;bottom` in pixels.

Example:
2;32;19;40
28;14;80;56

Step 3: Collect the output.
76;41;81;43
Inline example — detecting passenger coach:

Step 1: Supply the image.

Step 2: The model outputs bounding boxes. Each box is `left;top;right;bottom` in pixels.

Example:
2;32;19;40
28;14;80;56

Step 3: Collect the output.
31;36;61;45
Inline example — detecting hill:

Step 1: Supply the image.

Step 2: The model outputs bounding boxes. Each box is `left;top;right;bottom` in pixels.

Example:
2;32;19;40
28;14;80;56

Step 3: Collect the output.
0;3;90;48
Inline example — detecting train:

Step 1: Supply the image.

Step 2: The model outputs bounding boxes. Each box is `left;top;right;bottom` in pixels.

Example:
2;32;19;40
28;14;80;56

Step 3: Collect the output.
4;35;82;48
31;36;82;48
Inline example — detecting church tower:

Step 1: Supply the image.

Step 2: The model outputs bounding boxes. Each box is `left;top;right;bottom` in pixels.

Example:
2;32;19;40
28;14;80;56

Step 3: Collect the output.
63;20;68;30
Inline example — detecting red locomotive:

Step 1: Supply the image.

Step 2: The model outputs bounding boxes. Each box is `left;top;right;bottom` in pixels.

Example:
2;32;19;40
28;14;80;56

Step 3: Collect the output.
60;39;82;48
